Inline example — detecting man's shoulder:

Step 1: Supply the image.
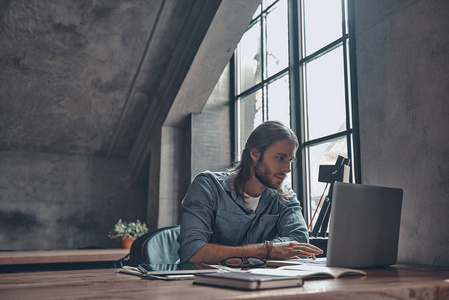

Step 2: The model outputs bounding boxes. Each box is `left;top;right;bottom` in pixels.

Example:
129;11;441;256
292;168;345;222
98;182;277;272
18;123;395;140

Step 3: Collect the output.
192;171;236;194
193;170;234;184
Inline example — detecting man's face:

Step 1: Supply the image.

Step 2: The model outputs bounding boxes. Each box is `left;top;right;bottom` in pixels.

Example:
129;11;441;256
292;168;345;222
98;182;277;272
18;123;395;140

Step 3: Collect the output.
253;139;297;190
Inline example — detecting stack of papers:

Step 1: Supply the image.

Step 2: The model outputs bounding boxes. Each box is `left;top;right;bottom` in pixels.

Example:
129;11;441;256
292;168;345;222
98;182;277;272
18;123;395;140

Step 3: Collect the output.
118;263;222;280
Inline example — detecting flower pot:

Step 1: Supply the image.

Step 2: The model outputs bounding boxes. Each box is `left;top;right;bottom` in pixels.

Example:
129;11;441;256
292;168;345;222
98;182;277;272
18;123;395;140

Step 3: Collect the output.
122;237;134;250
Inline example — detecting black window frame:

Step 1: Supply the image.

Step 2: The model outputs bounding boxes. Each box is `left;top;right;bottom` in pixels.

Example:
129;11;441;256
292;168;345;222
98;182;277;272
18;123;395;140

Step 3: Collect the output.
230;0;361;226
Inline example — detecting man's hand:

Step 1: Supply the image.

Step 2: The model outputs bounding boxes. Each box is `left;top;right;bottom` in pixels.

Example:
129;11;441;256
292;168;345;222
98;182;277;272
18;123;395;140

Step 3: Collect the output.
270;241;323;260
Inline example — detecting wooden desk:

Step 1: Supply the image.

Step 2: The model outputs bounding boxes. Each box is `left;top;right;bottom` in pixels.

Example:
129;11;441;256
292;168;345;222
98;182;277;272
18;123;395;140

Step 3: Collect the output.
1;264;448;299
0;249;128;273
0;249;128;265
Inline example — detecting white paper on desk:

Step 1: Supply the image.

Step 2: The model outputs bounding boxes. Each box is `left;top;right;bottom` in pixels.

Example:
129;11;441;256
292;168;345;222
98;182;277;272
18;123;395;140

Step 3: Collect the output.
143;274;195;280
250;265;366;279
207;265;247;272
281;265;366;278
249;268;319;278
266;259;302;267
117;266;144;276
267;257;327;267
280;265;332;271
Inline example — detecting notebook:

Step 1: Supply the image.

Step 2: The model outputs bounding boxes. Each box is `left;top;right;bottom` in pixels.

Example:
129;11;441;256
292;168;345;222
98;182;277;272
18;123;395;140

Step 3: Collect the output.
193;271;303;290
325;182;403;268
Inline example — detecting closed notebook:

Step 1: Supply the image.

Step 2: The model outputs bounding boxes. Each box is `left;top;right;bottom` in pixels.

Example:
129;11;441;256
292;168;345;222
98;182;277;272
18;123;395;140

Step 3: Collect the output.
193;272;303;290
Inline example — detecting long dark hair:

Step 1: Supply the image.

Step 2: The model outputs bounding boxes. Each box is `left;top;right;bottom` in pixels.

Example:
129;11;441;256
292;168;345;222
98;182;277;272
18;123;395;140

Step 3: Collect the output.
231;120;299;198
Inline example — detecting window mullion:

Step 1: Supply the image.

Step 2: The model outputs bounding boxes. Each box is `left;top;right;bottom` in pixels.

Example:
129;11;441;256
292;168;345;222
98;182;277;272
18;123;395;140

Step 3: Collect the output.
348;0;361;183
261;9;267;121
288;0;308;216
342;0;353;182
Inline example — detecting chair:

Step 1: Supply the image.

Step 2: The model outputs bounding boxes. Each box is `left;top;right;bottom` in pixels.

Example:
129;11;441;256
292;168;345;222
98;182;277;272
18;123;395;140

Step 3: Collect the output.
121;225;181;266
143;225;181;264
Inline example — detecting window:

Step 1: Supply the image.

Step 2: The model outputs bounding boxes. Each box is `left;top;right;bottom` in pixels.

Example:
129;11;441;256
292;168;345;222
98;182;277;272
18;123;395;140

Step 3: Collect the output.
233;0;360;230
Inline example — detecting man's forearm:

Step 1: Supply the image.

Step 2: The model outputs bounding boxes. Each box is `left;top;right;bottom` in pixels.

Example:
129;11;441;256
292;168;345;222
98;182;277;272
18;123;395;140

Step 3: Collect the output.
188;241;323;264
188;243;266;264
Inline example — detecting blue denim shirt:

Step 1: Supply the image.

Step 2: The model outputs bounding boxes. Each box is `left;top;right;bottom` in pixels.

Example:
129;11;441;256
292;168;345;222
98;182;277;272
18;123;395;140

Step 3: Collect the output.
177;171;309;263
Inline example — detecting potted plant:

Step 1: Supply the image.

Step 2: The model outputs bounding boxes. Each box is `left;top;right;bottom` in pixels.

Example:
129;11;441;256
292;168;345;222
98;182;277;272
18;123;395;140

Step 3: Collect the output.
108;219;149;249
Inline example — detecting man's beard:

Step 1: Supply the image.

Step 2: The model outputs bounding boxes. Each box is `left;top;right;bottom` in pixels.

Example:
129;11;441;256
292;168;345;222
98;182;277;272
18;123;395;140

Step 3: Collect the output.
254;159;285;190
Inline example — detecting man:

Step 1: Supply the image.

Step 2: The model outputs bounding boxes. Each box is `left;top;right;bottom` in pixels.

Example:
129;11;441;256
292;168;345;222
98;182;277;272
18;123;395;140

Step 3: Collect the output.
178;120;322;264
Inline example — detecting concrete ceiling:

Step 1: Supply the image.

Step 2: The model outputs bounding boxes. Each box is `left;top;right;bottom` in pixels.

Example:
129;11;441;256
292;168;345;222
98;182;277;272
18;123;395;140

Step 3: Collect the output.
0;0;260;164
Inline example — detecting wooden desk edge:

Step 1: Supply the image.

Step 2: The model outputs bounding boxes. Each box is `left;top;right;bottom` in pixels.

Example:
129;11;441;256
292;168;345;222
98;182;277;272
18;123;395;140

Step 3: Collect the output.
0;249;129;265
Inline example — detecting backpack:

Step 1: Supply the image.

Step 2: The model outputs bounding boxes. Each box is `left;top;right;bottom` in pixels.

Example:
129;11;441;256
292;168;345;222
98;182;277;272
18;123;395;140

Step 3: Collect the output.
117;225;181;267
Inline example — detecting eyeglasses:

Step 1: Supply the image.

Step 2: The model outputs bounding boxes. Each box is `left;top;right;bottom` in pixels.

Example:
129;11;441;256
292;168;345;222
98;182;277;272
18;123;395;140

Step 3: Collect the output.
220;257;266;268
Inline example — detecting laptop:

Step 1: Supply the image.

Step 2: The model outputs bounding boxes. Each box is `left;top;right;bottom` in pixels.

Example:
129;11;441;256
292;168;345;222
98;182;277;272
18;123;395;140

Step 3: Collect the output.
323;182;403;268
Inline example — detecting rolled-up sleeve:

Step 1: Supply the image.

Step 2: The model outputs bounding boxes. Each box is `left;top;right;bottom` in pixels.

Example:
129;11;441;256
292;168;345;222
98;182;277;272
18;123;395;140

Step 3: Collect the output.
177;173;218;263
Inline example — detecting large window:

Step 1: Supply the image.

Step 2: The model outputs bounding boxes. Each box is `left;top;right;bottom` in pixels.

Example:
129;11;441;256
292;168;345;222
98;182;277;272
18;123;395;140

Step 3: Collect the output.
233;0;360;230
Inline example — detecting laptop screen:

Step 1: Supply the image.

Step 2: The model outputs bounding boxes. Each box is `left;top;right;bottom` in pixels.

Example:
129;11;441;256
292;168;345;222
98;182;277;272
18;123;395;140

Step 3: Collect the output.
326;182;403;268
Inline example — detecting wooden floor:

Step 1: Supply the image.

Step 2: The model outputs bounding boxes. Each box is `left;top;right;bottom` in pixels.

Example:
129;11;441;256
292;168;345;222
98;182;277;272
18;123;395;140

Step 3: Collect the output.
1;264;449;299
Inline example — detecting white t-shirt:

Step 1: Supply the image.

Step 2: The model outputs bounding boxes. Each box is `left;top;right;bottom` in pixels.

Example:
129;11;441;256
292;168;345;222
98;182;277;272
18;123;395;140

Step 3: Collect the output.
243;192;261;211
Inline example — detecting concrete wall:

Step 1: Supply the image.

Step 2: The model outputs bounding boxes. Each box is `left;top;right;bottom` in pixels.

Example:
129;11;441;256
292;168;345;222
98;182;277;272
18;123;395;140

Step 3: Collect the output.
158;125;190;228
0;1;254;250
191;64;232;178
354;0;449;266
0;152;147;250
